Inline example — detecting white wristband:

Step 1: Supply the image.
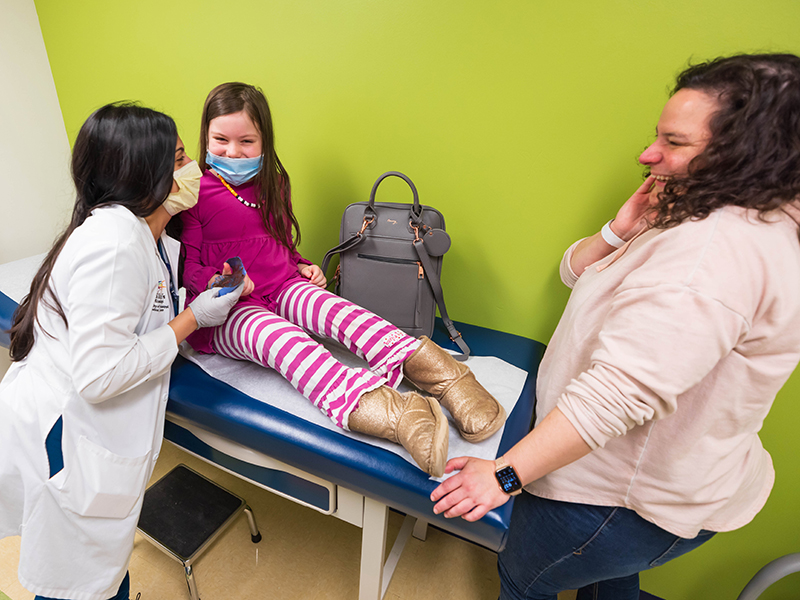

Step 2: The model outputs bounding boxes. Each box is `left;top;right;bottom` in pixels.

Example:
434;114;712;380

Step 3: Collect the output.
601;220;626;248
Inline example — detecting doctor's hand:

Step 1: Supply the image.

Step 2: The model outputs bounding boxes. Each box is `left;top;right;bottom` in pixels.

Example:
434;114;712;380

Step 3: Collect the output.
430;457;510;522
189;284;244;329
300;263;327;287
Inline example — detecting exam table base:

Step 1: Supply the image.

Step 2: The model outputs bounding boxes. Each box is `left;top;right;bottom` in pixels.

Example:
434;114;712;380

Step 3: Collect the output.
165;424;433;600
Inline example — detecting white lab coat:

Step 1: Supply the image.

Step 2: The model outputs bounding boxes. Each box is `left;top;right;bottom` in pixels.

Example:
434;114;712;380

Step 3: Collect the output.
0;205;180;600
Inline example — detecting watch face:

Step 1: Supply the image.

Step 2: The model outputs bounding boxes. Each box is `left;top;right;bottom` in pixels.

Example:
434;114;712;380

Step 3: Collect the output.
495;465;522;494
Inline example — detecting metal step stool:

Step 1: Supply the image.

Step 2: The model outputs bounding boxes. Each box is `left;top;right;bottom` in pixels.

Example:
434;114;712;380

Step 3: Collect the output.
137;464;261;600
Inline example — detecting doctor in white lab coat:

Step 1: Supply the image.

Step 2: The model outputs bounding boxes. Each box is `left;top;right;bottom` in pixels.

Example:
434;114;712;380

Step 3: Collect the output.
0;103;241;600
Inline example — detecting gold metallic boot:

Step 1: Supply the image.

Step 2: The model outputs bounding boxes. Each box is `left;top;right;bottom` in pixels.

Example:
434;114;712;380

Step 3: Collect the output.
403;336;506;443
348;386;449;477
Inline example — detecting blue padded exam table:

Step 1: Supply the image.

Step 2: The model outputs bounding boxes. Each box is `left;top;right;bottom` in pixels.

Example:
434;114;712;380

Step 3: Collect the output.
0;288;544;599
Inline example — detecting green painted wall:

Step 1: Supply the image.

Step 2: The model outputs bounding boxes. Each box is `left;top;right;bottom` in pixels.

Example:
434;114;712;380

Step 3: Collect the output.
34;1;800;597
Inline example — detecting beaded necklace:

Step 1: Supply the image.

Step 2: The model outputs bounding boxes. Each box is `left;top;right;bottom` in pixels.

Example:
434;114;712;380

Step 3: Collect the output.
210;169;261;209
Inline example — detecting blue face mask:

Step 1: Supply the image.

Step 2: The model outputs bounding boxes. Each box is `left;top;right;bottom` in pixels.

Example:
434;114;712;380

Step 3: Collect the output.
206;151;263;186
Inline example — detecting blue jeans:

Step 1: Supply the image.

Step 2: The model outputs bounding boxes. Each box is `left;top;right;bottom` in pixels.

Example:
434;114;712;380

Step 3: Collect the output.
35;572;130;600
498;493;715;600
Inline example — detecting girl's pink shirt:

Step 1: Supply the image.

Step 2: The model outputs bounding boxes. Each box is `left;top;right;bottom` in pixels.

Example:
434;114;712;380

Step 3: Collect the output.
180;170;310;353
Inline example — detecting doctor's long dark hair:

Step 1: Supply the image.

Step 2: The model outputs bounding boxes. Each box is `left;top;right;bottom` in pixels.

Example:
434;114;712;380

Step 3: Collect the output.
199;82;301;250
9;103;176;362
650;53;800;229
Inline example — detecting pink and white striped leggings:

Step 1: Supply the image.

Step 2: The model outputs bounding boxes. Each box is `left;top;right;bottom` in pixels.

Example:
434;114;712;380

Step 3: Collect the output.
211;279;420;428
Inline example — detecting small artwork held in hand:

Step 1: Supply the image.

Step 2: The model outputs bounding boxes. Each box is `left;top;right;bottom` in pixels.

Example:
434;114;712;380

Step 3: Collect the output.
210;256;246;296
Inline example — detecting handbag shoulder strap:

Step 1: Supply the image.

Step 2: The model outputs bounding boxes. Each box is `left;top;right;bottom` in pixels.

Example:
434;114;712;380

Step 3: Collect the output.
321;214;375;275
413;237;470;359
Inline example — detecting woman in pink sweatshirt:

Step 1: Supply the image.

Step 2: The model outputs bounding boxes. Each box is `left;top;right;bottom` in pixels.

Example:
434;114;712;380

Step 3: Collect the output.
432;53;800;600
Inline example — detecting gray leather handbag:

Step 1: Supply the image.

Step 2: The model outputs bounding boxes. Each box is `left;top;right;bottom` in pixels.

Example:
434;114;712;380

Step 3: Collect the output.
322;171;469;356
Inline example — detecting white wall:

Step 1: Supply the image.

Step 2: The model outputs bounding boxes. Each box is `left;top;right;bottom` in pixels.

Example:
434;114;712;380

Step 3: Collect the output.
1;0;72;376
0;0;73;265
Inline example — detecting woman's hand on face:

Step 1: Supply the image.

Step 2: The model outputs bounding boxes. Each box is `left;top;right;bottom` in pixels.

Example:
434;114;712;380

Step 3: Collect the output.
568;176;659;275
612;176;658;240
430;457;510;522
300;263;327;288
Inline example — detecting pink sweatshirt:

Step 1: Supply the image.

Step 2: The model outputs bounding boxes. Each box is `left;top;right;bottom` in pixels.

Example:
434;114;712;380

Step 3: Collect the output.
528;205;800;538
180;171;311;353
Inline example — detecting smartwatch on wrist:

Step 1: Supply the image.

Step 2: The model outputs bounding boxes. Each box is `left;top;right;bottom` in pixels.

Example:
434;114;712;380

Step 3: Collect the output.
494;456;523;496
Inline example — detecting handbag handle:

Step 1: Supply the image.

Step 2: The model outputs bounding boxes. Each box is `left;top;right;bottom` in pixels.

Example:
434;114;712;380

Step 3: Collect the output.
368;171;423;222
324;171;424;275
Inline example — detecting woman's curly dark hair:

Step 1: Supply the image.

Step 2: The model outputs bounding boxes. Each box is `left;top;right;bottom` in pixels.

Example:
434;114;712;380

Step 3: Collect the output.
651;53;800;229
